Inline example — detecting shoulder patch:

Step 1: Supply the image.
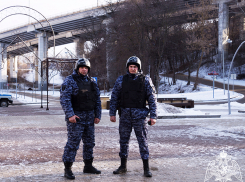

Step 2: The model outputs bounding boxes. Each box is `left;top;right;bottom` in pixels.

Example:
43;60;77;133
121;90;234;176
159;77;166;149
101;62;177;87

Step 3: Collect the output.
151;85;156;93
146;76;156;93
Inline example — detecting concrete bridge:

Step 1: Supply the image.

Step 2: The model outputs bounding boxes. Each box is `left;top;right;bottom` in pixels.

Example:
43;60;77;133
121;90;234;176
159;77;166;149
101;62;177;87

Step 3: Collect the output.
0;0;243;89
0;5;109;89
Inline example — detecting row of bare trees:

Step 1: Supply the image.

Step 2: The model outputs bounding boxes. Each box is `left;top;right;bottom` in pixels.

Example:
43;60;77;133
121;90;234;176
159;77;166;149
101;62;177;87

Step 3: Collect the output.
83;0;244;91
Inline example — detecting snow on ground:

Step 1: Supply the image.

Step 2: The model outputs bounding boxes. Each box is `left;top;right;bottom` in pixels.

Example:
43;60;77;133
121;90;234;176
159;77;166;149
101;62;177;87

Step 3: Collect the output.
224;126;245;135
157;89;243;102
2;81;245;116
188;61;245;87
2;87;243;116
157;102;204;115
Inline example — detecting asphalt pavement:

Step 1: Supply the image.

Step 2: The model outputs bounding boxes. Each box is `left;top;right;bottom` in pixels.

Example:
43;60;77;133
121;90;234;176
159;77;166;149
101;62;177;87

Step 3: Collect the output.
1;84;245;181
1;99;245;181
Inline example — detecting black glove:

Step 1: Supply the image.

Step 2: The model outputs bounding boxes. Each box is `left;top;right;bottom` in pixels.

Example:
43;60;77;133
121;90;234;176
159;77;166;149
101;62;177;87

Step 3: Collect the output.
148;120;151;125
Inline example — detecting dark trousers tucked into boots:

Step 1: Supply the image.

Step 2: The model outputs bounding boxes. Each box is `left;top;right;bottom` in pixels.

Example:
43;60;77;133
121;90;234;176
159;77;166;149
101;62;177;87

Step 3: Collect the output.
64;162;75;180
83;158;101;174
113;158;127;174
142;159;152;177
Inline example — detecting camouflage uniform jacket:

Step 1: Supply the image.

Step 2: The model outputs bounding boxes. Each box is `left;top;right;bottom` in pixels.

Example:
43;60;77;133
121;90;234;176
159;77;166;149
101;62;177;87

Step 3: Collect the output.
60;70;101;123
110;72;157;120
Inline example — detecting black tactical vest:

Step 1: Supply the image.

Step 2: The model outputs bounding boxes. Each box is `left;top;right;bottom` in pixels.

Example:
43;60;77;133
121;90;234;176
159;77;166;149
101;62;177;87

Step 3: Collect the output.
120;74;146;108
71;75;97;111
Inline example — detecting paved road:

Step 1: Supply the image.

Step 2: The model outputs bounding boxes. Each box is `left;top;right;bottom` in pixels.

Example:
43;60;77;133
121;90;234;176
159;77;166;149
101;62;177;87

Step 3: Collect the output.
1;87;245;181
175;73;245;104
1;102;245;181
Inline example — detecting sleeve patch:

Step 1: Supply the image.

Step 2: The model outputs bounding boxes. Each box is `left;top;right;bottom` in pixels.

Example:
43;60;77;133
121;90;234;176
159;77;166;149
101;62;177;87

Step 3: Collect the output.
151;85;156;93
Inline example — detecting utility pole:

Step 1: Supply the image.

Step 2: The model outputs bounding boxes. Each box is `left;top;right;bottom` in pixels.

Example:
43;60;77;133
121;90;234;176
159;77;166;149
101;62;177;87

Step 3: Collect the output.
28;0;30;24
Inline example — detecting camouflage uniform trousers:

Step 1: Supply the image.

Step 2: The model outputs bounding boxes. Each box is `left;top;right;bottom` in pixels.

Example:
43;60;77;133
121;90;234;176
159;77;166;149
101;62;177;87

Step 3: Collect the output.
62;118;95;162
119;117;149;160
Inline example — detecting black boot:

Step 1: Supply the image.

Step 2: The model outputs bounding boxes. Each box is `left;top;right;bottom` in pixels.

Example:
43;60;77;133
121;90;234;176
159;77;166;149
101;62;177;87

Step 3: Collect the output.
83;158;101;174
113;158;127;174
142;159;152;177
64;162;75;180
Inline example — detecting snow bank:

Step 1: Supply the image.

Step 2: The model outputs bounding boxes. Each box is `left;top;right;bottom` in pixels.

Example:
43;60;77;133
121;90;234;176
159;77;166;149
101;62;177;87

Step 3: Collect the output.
157;103;204;116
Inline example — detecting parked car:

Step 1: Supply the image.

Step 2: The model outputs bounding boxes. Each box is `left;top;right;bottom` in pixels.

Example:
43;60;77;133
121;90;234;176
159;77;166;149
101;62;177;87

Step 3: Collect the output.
0;94;13;107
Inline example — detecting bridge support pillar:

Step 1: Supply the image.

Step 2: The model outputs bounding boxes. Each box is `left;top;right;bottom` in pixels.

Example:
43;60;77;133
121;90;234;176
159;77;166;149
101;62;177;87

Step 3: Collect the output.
13;56;18;86
239;14;245;41
74;38;85;58
0;43;7;89
33;47;39;88
9;56;14;82
9;56;18;83
104;19;117;88
37;32;48;90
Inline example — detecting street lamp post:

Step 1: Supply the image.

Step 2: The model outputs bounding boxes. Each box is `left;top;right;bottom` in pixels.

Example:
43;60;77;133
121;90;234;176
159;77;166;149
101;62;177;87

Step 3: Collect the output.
223;50;225;95
208;71;219;98
213;74;215;98
32;69;34;102
228;40;245;114
53;76;54;95
35;65;37;102
6;75;8;93
24;77;25;99
223;39;233;95
15;70;18;99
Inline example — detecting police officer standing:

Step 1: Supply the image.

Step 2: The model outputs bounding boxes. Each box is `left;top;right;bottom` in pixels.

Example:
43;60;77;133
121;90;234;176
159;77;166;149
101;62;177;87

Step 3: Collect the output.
60;58;101;180
110;56;157;177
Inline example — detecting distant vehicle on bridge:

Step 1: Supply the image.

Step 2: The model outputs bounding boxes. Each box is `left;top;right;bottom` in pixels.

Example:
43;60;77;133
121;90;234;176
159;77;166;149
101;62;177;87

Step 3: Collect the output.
0;94;13;107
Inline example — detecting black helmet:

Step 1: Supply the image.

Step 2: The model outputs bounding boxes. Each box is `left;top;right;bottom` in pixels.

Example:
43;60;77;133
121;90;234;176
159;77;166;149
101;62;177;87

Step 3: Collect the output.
75;58;91;73
126;56;141;70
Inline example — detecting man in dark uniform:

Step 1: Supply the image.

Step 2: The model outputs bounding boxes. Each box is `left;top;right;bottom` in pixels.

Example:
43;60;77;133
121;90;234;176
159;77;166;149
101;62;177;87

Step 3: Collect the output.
60;58;101;180
110;56;157;177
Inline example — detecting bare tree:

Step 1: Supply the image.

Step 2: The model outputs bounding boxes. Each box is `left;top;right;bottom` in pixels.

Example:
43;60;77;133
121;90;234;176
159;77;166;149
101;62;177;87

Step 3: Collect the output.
185;0;217;89
103;0;182;89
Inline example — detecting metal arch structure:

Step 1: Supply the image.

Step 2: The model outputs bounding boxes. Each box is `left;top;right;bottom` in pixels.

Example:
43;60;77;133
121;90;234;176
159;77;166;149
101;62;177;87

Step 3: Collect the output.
38;47;77;110
55;47;78;59
43;47;78;84
41;57;77;110
0;5;56;56
0;5;57;94
6;35;42;76
3;35;41;63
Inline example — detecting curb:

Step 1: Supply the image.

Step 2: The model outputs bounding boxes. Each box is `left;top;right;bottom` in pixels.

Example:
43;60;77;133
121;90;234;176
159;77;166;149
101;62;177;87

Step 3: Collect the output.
238;110;245;113
158;115;221;119
12;102;47;105
194;95;244;103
